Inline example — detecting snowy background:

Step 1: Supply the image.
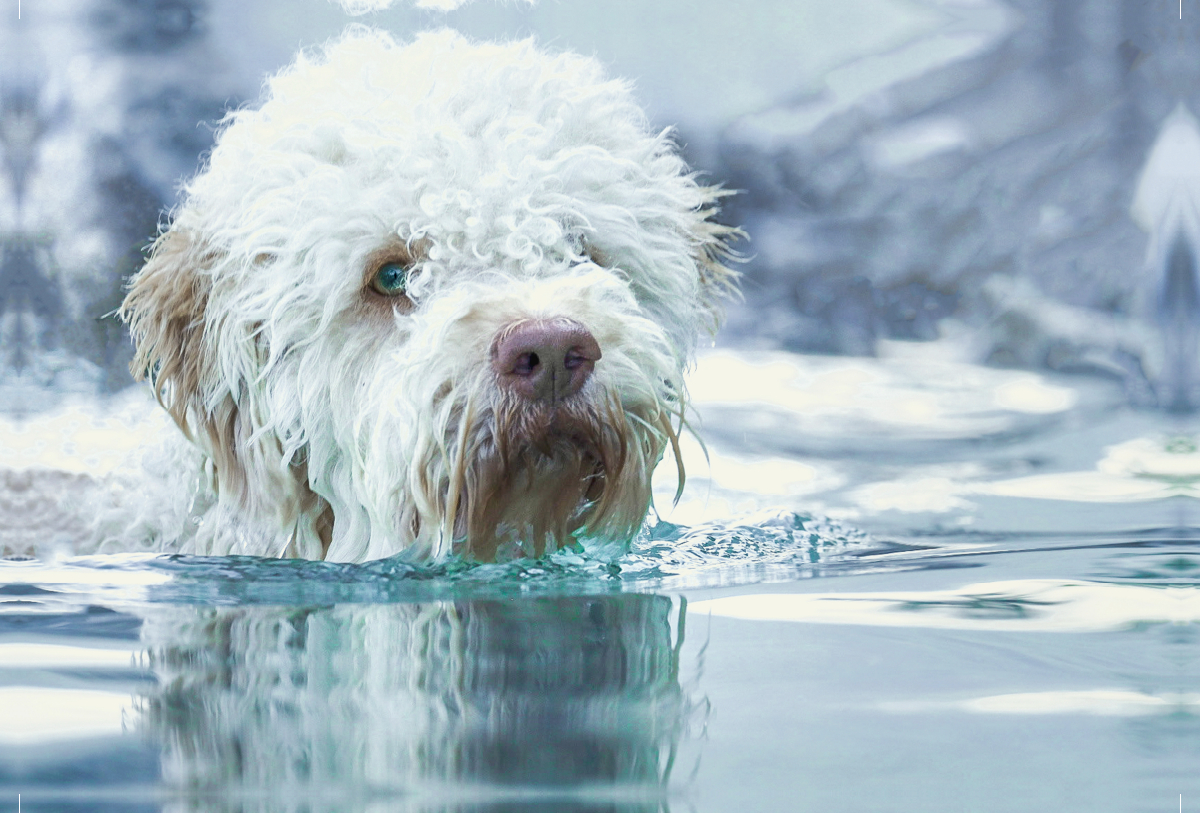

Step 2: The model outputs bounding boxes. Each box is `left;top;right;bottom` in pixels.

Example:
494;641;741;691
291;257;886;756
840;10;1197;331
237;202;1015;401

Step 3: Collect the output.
1;0;1198;415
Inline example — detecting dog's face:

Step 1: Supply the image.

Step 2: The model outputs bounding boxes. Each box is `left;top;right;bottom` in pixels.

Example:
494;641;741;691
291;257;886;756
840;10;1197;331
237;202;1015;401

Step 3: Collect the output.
121;30;738;562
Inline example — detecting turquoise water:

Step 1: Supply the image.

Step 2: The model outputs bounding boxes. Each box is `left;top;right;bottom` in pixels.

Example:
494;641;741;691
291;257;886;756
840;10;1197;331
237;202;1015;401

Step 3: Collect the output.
3;352;1200;812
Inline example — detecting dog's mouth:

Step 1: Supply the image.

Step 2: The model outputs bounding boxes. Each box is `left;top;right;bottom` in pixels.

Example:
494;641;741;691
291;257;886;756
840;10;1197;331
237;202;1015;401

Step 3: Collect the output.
444;392;673;561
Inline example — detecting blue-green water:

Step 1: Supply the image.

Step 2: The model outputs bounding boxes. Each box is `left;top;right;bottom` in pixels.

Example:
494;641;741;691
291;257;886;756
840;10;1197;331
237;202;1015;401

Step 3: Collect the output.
4;353;1200;812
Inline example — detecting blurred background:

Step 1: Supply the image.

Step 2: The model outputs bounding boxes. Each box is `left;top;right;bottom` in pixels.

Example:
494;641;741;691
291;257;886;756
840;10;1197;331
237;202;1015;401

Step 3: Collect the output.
9;8;1200;806
1;0;1197;413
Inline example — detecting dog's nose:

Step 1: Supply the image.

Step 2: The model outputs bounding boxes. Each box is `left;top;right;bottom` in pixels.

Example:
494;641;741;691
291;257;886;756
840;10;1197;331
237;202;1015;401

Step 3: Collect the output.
491;318;601;402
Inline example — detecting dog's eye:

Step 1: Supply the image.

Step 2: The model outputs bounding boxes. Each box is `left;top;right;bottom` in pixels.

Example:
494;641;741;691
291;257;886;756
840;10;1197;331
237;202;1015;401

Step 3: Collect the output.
371;262;411;296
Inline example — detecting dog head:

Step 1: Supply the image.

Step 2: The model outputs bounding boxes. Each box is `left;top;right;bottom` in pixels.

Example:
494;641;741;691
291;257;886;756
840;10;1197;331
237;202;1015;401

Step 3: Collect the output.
121;28;739;562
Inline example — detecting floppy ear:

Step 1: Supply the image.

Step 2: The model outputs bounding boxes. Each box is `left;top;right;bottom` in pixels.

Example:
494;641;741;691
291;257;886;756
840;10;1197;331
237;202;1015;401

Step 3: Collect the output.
691;186;744;334
120;231;332;556
121;230;216;435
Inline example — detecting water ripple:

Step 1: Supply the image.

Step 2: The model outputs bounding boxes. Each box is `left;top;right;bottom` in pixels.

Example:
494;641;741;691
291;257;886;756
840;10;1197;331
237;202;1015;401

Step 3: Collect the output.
0;511;873;605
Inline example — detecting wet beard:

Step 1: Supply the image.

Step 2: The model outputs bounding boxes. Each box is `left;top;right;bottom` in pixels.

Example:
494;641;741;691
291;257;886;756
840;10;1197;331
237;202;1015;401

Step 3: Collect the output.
454;392;653;561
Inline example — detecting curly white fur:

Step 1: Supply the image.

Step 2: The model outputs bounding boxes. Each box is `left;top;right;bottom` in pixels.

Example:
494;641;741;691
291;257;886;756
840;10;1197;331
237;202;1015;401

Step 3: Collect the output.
116;28;739;563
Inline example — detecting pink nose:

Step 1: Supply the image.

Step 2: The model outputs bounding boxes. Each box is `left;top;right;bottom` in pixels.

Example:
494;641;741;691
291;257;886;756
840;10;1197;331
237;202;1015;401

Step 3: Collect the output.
491;318;602;402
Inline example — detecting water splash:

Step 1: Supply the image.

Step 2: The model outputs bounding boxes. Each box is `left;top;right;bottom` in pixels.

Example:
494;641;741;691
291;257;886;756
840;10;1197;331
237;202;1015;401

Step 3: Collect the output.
0;511;873;605
619;510;870;588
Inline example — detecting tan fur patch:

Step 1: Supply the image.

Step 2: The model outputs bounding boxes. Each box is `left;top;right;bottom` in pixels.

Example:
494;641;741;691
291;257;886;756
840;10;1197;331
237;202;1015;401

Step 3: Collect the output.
447;391;681;560
121;231;215;432
121;231;330;557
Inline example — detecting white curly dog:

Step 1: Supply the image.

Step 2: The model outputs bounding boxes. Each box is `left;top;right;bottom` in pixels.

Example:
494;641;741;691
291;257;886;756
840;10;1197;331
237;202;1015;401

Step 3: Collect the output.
115;28;738;563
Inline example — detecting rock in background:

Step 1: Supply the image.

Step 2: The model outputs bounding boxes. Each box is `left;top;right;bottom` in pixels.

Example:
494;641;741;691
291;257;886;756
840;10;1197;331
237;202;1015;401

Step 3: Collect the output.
713;0;1200;407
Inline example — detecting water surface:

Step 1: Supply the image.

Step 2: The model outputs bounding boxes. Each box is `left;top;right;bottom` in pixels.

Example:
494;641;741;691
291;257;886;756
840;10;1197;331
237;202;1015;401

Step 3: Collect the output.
3;351;1200;812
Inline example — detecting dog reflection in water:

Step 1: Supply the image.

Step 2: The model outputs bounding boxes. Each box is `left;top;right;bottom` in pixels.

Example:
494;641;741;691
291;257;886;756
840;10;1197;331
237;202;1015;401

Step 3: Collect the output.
137;594;698;807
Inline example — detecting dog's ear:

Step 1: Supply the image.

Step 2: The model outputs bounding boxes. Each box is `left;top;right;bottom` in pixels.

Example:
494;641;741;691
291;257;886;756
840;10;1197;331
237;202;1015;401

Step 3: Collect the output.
121;231;332;557
121;229;217;435
121;232;253;506
691;187;744;334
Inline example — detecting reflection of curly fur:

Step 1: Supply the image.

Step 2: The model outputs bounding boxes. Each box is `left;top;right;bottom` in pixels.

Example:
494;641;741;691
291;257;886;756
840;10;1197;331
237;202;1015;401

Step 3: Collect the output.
137;597;694;798
117;28;739;562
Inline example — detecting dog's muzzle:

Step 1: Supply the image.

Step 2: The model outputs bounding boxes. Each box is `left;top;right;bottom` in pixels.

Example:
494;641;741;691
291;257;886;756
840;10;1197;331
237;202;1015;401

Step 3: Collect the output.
491;318;601;402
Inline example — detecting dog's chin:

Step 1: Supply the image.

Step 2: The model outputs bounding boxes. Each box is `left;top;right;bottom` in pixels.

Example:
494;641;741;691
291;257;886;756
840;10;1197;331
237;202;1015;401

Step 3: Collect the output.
452;395;645;561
